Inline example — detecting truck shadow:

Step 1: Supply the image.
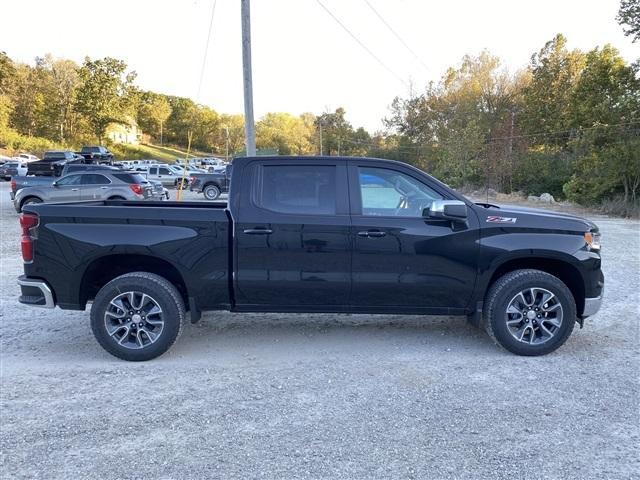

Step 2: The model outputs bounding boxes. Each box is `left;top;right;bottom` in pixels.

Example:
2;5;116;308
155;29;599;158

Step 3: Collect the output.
170;312;500;361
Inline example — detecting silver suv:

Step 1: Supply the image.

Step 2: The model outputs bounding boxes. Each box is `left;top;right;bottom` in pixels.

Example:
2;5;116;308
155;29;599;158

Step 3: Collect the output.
14;171;165;212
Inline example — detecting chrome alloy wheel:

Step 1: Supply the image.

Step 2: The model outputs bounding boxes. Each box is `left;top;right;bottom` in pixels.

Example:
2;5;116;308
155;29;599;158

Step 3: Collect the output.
505;287;563;345
104;291;164;349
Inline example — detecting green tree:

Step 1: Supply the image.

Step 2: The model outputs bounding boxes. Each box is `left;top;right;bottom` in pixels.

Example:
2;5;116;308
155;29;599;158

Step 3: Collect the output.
315;108;354;155
75;57;136;142
520;34;586;140
617;0;640;42
256;112;315;155
571;44;640;127
138;92;172;144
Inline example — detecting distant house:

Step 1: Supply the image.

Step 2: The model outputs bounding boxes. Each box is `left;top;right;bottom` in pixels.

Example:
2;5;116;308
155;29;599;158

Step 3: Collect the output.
105;118;142;144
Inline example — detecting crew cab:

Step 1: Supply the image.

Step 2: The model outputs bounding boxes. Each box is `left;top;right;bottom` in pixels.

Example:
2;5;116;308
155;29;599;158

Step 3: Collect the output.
17;156;604;361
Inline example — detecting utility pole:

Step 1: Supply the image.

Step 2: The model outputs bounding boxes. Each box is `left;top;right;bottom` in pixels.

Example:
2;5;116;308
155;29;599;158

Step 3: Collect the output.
241;0;256;156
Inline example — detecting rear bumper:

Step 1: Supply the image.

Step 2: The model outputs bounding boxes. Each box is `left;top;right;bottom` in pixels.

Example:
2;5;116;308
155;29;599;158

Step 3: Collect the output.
17;276;55;308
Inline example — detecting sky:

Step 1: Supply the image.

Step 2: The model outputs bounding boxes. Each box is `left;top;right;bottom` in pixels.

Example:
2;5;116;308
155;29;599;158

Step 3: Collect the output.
1;0;637;132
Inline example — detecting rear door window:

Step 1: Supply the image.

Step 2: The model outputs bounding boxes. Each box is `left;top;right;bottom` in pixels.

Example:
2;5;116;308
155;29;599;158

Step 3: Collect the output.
255;165;336;215
81;174;111;185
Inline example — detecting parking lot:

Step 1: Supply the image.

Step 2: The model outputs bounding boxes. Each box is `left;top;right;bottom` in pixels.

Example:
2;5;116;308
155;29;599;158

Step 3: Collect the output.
0;180;638;479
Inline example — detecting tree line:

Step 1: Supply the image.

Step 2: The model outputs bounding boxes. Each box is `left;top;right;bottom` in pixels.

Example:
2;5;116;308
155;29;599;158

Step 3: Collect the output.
0;24;638;213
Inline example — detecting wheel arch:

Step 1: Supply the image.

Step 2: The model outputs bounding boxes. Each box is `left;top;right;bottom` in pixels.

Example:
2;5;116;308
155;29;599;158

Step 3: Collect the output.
485;256;586;316
19;195;43;210
79;254;188;308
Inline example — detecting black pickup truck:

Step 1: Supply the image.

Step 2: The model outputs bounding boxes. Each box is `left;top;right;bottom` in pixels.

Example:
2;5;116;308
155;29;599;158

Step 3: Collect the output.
76;146;114;163
17;156;603;361
189;165;232;200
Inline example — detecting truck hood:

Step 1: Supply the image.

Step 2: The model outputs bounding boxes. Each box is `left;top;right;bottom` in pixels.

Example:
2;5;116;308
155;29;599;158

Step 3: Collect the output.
476;203;598;232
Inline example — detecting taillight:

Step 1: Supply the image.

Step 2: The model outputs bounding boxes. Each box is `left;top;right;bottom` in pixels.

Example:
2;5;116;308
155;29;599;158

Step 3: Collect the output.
10;179;16;192
190;176;196;184
129;184;143;195
20;213;39;263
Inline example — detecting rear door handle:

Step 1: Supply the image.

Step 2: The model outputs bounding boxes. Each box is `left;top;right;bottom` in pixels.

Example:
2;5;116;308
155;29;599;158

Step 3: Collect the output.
243;228;273;235
358;230;386;238
71;188;79;191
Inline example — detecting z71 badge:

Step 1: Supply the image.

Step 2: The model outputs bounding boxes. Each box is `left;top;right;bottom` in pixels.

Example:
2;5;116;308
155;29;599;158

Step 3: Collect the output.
486;216;517;223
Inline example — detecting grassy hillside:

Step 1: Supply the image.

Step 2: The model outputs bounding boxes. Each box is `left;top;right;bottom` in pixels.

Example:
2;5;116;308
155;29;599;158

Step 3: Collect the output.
109;143;214;162
0;128;214;162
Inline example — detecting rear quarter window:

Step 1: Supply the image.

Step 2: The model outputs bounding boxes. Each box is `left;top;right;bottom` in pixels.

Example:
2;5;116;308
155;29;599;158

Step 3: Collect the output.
113;173;147;184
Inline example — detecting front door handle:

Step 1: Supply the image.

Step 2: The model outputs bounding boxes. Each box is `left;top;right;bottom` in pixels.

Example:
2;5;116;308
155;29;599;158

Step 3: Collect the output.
71;188;79;191
358;230;386;238
243;228;273;235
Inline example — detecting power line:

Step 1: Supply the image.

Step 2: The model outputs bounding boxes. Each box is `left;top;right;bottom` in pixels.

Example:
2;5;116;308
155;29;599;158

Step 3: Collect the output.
363;0;429;72
196;0;218;101
339;121;640;152
315;0;409;88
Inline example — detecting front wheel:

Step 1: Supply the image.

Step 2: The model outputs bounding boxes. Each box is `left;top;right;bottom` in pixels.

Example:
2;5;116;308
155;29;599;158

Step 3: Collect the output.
484;269;576;356
203;184;220;200
90;272;185;361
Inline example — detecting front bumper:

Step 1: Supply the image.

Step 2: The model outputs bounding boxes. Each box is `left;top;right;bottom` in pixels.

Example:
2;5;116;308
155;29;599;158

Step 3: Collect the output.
582;294;603;317
17;276;55;308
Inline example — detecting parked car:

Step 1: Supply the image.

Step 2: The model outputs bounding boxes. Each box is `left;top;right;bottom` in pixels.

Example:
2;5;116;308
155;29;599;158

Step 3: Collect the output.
27;151;85;176
189;165;232;200
11;164;128;200
76;146;114;163
13;170;165;212
17;156;603;361
0;160;28;180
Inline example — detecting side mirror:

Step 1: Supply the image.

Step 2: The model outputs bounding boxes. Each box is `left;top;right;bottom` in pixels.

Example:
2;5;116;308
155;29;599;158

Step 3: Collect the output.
424;200;468;221
51;181;58;187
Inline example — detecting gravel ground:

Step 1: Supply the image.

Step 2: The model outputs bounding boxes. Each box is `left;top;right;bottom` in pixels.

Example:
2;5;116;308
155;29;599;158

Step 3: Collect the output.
1;181;638;479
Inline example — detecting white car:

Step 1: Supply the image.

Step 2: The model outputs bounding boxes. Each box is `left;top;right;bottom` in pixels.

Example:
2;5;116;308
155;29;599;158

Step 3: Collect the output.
14;153;40;163
0;160;28;180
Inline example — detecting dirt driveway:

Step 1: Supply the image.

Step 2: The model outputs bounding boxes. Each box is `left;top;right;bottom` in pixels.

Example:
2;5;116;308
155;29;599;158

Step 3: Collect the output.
1;181;638;479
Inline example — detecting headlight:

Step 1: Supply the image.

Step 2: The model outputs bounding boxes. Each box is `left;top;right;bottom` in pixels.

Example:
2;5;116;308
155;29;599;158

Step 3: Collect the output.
584;231;601;252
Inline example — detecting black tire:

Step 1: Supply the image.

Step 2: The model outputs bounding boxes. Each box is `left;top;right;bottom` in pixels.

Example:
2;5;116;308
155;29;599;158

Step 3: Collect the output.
203;184;220;200
175;179;188;190
107;196;125;201
90;272;186;361
484;269;576;356
20;197;42;212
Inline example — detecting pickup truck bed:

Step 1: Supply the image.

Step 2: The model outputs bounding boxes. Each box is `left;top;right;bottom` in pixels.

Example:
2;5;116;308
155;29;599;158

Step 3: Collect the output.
17;156;604;361
22;200;231;311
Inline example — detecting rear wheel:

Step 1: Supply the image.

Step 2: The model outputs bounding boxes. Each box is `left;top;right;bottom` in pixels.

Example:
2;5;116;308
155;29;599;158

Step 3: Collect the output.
175;178;189;190
90;272;185;361
20;197;42;212
203;184;220;200
484;269;576;356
